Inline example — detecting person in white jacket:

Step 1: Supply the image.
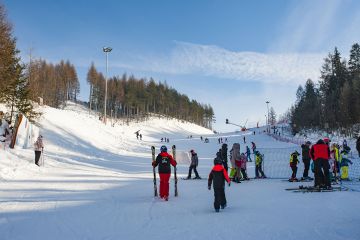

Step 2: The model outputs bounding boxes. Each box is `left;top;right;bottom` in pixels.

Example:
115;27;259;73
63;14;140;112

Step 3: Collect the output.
34;135;44;166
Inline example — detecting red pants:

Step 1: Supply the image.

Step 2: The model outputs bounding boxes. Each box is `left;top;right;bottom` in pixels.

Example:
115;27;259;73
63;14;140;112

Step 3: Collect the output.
159;173;171;198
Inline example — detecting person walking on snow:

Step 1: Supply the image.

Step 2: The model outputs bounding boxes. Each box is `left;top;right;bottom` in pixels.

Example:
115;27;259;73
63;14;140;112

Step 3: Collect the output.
34;135;44;166
289;151;300;182
251;142;256;153
310;139;331;189
186;149;201;179
152;145;177;201
208;153;231;212
240;153;249;180
221;143;229;173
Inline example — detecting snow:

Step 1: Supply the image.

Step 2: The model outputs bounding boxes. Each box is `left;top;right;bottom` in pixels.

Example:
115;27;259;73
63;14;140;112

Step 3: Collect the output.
1;102;359;240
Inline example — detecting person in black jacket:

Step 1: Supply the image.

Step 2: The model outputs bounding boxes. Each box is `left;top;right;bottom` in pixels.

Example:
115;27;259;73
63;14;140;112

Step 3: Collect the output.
208;153;231;212
152;145;177;201
356;136;360;157
220;143;228;173
301;141;312;180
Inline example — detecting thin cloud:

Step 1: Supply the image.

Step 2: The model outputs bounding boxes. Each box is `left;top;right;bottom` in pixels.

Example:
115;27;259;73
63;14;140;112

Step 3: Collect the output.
111;41;323;85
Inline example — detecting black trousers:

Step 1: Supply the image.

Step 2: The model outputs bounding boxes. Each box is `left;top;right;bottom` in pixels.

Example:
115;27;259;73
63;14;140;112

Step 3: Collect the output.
241;169;248;179
187;165;200;178
291;166;297;178
314;159;330;187
213;187;226;210
303;159;310;178
255;163;265;177
35;151;41;166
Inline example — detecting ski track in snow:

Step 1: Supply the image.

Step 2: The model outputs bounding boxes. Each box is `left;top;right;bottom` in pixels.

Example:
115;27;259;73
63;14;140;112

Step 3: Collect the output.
0;102;360;240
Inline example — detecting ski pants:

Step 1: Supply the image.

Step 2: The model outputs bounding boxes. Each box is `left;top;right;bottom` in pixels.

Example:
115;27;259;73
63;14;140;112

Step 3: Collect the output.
187;165;200;178
235;166;241;181
291;166;297;179
159;173;171;198
303;159;310;178
247;153;251;161
241;169;248;179
314;159;330;187
341;166;349;179
35;151;41;166
255;163;265;177
213;187;226;210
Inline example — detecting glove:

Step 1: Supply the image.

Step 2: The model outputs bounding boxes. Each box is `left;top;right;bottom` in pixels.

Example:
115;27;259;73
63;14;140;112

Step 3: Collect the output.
228;182;231;187
208;186;211;190
152;161;156;167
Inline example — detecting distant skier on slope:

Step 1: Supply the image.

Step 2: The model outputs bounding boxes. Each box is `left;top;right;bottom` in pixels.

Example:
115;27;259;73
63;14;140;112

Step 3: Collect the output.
208;152;231;212
246;146;252;162
152;145;177;201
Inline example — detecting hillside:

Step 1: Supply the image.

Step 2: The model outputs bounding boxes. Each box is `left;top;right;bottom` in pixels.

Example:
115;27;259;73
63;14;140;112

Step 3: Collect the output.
0;103;359;240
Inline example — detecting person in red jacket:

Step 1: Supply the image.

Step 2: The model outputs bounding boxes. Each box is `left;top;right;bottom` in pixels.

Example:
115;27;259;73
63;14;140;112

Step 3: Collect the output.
152;145;177;201
208;152;231;212
310;139;331;189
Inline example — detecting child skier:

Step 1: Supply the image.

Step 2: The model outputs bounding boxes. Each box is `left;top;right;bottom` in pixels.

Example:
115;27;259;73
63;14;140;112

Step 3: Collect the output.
208;153;231;212
289;151;300;182
255;151;266;178
240;153;249;180
229;148;236;181
186;149;201;179
246;146;252;162
340;150;353;181
152;145;177;201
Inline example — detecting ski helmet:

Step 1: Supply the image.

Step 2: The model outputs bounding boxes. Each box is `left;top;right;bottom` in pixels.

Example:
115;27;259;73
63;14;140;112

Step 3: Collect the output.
160;145;167;152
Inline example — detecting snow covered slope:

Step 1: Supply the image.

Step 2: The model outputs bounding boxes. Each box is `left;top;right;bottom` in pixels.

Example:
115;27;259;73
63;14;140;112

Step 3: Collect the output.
0;102;359;240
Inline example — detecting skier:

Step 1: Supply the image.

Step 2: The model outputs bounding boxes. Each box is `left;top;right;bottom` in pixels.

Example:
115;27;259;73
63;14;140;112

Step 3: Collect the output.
340;150;353;180
186;149;201;179
255;151;266;178
331;143;340;179
208;152;231;212
34;135;44;166
220;143;228;173
232;143;241;183
251;142;256;153
310;139;331;189
240;153;249;180
152;145;177;201
229;148;236;181
289;151;300;182
243;136;246;144
357;136;360;157
301;141;312;180
246;146;252;162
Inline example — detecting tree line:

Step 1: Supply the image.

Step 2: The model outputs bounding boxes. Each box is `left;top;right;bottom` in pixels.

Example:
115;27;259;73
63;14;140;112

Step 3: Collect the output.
291;43;360;134
87;63;215;129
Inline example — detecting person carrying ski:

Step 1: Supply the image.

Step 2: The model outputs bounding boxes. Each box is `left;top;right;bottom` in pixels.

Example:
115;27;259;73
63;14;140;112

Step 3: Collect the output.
152;145;177;201
255;151;266;178
289;151;300;182
246;146;252;162
220;143;228;173
340;149;353;180
186;149;201;179
232;143;242;183
301;141;312;180
34;135;44;166
208;153;231;212
310;139;331;189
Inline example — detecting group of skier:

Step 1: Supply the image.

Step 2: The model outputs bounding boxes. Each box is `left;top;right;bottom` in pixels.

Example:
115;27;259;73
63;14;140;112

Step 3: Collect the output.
289;137;356;189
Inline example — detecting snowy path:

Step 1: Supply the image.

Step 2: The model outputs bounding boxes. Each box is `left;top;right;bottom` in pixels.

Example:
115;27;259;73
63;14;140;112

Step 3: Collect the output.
1;104;360;240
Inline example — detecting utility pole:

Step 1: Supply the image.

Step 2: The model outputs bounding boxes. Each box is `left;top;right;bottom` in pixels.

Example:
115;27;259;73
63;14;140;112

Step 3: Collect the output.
266;101;270;133
103;47;112;124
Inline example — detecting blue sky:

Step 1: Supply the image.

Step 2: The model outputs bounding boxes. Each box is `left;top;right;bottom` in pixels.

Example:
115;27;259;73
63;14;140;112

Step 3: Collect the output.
3;0;360;131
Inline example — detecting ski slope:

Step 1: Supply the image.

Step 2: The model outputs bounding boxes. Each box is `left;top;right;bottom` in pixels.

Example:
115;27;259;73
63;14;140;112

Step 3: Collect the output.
1;102;359;240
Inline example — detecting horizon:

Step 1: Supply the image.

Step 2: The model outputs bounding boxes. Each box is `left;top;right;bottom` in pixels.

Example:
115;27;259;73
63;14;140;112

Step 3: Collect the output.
3;0;360;131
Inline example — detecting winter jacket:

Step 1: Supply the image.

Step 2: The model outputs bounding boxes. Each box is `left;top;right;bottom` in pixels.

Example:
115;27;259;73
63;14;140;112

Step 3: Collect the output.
221;144;228;164
332;146;340;162
310;141;330;161
289;153;299;167
208;164;230;189
153;152;177;174
340;157;353;167
255;154;263;166
34;137;44;151
190;153;198;166
246;146;250;155
301;144;311;161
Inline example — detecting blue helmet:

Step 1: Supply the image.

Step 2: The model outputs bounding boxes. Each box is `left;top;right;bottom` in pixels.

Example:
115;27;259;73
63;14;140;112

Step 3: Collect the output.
160;145;167;152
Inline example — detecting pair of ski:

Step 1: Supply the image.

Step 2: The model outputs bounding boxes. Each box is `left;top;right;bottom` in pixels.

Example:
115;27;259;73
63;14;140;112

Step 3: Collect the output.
285;185;346;192
151;145;178;197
